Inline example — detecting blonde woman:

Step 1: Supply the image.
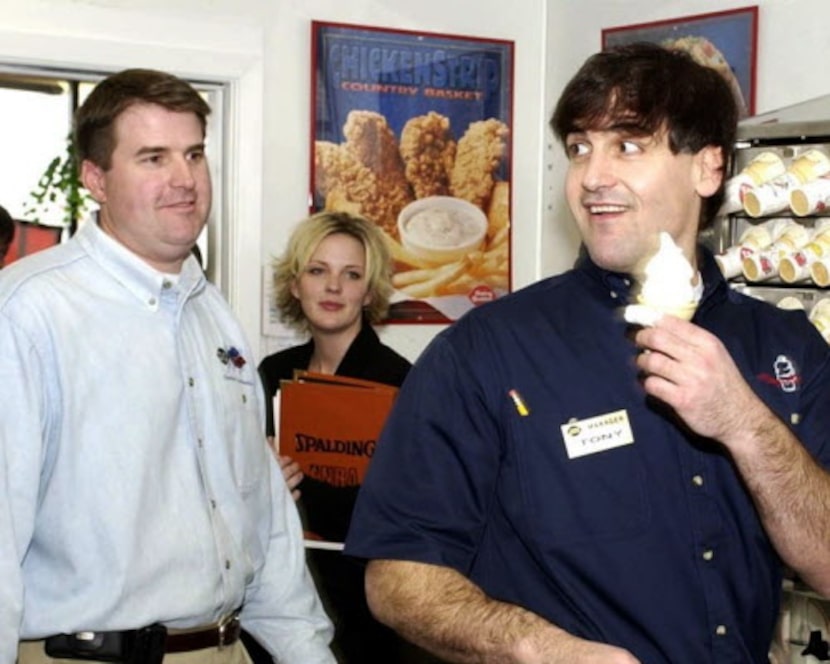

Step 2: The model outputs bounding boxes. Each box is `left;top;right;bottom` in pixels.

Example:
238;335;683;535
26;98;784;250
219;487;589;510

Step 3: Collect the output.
260;210;409;441
246;211;439;664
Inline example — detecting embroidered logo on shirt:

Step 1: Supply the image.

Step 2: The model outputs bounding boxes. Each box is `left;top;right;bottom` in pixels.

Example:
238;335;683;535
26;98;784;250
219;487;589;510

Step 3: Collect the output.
757;354;800;393
217;346;246;369
217;345;254;385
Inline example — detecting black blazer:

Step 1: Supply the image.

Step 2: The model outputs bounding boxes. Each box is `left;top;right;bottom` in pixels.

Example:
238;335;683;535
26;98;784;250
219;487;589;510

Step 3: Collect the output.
259;321;411;436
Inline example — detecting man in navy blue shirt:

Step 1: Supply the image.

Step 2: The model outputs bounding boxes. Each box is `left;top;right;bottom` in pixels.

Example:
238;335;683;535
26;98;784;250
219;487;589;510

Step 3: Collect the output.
344;43;830;663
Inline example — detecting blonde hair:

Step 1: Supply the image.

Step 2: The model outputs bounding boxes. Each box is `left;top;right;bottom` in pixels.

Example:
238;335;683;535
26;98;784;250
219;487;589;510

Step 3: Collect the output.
272;211;394;331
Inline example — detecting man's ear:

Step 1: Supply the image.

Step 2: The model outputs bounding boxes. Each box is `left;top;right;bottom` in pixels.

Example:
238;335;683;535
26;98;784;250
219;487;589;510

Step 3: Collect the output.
80;160;107;203
695;145;724;198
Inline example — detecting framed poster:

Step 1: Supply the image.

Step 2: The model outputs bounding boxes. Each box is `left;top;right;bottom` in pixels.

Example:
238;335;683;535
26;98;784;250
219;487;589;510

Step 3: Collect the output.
602;6;758;118
311;21;514;323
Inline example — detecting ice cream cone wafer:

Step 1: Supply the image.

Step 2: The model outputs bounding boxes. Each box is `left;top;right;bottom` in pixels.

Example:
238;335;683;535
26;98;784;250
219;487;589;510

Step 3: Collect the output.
636;296;697;320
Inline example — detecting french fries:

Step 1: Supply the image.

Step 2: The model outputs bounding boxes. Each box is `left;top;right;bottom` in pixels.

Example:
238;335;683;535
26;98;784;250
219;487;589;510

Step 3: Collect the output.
486;181;510;239
398;256;472;298
393;230;510;299
381;229;435;270
434;272;510;296
488;223;510;250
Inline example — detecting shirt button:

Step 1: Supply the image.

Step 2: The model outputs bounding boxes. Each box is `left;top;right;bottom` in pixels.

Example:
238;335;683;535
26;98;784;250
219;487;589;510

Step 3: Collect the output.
609;291;618;299
225;560;231;570
702;549;714;561
692;475;704;487
162;279;173;289
715;624;727;636
148;297;157;306
210;499;217;509
188;377;195;387
198;438;203;448
241;394;247;404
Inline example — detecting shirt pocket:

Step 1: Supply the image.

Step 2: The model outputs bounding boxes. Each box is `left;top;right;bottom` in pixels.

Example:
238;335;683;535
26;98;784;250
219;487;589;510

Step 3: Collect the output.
512;414;652;547
222;370;267;496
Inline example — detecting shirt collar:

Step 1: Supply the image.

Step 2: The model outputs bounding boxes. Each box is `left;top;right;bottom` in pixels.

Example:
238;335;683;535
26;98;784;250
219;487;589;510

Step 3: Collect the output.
575;252;635;303
696;244;730;313
75;217;205;310
336;319;381;376
575;243;728;310
305;318;379;376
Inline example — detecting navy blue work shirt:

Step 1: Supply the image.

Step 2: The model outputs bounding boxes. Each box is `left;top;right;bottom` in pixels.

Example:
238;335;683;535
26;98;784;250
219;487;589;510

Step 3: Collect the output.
345;247;830;664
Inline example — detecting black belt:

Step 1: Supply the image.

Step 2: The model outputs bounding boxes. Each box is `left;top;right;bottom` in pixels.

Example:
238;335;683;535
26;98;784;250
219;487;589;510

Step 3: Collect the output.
166;612;242;652
43;612;241;662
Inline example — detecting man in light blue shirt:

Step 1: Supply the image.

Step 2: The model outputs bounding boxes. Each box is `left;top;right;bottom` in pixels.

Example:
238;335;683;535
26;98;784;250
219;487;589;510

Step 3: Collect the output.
0;68;334;664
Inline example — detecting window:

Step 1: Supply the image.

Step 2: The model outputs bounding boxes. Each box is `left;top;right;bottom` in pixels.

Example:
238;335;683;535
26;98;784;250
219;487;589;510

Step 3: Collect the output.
0;72;75;224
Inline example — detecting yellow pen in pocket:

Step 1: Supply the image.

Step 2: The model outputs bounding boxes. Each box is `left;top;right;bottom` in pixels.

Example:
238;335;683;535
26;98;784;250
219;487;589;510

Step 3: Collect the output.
508;389;529;416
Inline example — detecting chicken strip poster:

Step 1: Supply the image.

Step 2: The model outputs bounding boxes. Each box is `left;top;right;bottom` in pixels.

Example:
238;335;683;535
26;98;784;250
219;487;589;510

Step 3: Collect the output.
311;22;514;323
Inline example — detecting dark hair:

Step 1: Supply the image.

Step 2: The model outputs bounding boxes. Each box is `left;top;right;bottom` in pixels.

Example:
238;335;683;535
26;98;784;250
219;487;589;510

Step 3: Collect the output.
550;42;738;230
74;69;211;170
0;205;15;264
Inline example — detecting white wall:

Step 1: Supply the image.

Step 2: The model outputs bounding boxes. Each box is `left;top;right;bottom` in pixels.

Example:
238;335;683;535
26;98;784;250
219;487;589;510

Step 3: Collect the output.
3;0;830;363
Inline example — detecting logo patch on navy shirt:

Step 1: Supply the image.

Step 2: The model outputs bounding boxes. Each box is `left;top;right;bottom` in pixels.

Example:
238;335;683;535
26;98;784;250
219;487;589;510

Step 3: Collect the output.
757;354;800;393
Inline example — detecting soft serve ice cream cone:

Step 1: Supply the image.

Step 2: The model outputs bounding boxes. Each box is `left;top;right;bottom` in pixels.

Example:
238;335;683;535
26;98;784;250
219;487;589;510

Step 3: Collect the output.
624;232;700;326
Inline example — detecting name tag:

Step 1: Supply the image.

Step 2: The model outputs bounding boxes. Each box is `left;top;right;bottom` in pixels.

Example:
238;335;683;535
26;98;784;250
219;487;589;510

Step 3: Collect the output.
560;409;634;459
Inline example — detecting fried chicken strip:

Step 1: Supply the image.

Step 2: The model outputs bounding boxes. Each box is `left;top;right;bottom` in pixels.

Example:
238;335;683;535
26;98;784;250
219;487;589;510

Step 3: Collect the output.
450;118;509;210
314;135;411;239
399;112;457;199
331;110;413;236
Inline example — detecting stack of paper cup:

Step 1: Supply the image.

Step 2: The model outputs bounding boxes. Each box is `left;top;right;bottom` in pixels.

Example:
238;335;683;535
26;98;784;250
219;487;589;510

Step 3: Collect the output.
743;148;830;218
714;247;747;279
720;151;787;215
776;296;806;311
808;297;830;343
742;222;811;282
714;218;792;278
779;226;830;283
789;175;830;216
811;257;830;287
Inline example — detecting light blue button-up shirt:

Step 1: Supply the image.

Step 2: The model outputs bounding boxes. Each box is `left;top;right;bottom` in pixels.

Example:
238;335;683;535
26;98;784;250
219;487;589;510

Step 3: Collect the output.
0;219;334;664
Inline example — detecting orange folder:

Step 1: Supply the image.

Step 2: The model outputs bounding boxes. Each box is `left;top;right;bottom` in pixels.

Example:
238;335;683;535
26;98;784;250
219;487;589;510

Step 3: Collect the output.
278;372;398;544
278;372;397;487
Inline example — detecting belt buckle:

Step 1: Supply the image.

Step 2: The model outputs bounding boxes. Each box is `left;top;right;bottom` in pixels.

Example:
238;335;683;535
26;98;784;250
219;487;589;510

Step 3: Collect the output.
217;611;240;650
